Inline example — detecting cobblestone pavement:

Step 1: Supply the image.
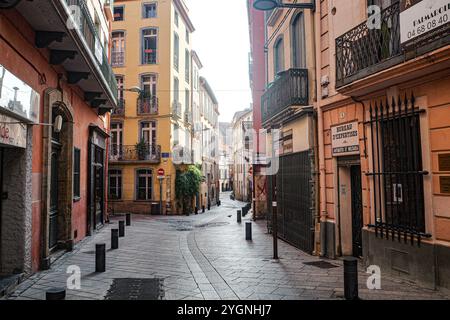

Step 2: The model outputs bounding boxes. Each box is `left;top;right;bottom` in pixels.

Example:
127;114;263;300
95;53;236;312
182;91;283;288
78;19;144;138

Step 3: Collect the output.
4;194;450;300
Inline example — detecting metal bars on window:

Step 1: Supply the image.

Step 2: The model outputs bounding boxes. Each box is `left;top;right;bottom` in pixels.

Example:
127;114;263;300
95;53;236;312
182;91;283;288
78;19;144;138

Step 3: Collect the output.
366;94;431;246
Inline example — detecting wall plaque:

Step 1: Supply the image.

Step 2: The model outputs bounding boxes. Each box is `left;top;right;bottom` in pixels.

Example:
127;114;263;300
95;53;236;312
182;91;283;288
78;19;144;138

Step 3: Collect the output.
331;121;360;156
438;153;450;172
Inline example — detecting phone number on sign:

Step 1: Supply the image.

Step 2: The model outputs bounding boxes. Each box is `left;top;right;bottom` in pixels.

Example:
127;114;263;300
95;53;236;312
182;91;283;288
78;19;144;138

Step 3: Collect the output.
406;14;449;40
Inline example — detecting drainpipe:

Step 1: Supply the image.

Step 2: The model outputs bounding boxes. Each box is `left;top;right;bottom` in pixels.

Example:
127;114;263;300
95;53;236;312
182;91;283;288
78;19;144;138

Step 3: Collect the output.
314;2;328;258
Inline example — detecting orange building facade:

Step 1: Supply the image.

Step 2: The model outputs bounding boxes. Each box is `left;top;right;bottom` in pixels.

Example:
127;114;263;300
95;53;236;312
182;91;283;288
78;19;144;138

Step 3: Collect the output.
316;0;450;290
0;0;116;277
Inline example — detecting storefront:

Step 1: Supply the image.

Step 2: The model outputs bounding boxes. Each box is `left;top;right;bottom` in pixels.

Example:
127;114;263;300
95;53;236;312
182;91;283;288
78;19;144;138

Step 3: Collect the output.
0;64;38;275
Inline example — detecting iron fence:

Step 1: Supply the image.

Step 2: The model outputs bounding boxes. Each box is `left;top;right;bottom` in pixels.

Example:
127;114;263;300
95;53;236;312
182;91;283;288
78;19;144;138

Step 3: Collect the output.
109;144;161;162
137;95;158;115
366;94;431;245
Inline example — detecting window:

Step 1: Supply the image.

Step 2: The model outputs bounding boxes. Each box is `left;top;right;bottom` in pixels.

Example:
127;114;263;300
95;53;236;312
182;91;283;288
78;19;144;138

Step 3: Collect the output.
114;6;124;21
143;2;157;18
185;50;190;83
141;74;157;97
173;124;179;145
174;32;179;70
142;28;157;64
274;37;284;75
116;76;124;101
136;169;153;200
109;169;122;200
140;121;157;145
185;89;190;112
174;10;179;27
174;77;179;103
112;32;125;67
281;129;293;154
73;148;81;199
111;123;123;157
291;13;306;68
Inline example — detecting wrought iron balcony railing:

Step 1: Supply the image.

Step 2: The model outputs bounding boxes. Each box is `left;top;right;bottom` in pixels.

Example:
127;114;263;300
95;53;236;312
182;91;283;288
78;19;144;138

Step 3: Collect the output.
261;68;309;124
142;50;157;64
335;1;450;87
111;99;125;116
185;111;193;124
65;0;118;102
137;95;158;115
112;51;125;67
172;101;182;118
109;144;161;162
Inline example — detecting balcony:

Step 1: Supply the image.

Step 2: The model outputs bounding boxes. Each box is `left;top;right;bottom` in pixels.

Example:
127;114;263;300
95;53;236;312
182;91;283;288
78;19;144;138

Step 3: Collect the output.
261;68;309;125
172;101;182;118
15;0;118;113
142;50;157;65
109;144;161;163
185;111;193;124
137;95;158;115
112;51;125;67
111;99;125;116
336;1;450;90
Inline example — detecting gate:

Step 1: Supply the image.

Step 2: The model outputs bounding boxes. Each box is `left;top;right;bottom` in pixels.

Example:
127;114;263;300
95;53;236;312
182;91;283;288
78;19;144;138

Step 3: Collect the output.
276;151;314;254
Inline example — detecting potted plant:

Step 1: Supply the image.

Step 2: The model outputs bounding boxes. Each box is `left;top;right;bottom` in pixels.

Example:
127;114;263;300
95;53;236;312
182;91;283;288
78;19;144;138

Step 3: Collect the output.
135;140;149;160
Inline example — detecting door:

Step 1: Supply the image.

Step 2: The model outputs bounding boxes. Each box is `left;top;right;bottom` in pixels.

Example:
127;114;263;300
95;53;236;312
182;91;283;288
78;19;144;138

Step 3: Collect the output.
350;165;363;257
49;144;60;249
94;166;104;227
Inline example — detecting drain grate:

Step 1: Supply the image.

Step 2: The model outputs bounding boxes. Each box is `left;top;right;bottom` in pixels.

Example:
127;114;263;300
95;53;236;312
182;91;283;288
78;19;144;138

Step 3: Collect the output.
303;261;339;269
105;278;164;300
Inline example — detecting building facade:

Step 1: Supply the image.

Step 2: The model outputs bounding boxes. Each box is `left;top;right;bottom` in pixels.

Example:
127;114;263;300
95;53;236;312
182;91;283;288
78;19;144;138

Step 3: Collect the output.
231;109;253;202
199;76;220;208
219;122;232;192
247;0;268;219
0;0;116;276
316;0;450;290
109;0;196;215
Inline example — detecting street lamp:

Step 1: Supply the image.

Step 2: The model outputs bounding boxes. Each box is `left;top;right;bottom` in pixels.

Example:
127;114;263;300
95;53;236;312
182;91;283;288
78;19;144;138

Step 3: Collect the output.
121;86;142;94
253;0;315;11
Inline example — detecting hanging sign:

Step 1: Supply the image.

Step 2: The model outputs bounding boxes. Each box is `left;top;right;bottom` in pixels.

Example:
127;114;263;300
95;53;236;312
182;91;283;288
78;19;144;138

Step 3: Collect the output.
400;0;450;45
331;121;360;157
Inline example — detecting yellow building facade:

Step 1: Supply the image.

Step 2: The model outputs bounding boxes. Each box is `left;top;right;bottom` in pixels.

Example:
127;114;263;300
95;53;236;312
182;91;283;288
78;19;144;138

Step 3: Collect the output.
109;0;195;214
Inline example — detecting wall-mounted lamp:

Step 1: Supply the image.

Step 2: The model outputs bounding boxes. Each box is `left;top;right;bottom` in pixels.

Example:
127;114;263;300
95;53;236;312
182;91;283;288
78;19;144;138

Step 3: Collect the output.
253;0;315;11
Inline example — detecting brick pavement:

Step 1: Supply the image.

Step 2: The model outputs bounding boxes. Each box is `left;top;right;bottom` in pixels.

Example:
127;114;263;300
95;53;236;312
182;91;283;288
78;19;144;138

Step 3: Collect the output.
3;194;450;300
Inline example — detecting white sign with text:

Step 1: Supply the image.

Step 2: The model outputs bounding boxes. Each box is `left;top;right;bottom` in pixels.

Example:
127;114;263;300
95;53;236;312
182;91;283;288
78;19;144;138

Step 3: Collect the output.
331;121;360;157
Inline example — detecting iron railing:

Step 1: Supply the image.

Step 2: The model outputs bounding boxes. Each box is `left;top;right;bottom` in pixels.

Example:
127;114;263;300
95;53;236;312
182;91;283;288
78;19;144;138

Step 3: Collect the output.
172;101;182;118
112;99;125;116
366;94;431;246
142;50;157;64
336;1;450;87
109;144;161;162
65;0;118;102
184;112;193;124
112;51;124;67
137;95;158;115
261;68;309;124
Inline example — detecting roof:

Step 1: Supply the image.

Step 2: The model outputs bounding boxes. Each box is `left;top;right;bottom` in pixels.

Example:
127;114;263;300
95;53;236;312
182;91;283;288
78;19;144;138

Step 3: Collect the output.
192;50;203;69
232;108;252;124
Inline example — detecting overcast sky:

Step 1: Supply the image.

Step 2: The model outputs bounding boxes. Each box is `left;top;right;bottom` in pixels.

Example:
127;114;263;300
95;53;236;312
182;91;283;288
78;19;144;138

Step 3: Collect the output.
186;0;252;123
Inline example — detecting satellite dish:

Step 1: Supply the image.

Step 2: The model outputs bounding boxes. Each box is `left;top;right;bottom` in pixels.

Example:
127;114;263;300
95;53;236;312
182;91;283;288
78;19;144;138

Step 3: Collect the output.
53;115;63;133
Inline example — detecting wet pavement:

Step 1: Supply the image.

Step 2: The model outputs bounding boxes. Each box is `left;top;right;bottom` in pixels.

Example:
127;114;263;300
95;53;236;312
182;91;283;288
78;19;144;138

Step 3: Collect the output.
4;193;450;300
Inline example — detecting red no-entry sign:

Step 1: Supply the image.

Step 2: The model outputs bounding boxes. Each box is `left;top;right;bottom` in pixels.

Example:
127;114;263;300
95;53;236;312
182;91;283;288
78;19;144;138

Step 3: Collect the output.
157;168;165;178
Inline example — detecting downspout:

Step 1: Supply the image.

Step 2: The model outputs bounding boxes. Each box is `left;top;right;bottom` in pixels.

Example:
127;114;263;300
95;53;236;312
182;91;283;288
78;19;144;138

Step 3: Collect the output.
314;2;328;257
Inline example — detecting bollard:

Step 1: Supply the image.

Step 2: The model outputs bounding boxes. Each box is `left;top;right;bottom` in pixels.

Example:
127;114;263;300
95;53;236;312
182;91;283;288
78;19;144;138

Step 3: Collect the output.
242;207;247;216
46;288;66;300
119;220;125;237
111;229;119;250
126;213;131;226
95;243;106;273
195;207;198;215
237;210;242;224
208;204;211;211
245;222;252;241
344;257;359;300
202;206;205;213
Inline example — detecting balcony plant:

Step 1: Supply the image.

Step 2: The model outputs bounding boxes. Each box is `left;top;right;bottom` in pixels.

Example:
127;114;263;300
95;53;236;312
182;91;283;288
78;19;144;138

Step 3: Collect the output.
135;140;149;160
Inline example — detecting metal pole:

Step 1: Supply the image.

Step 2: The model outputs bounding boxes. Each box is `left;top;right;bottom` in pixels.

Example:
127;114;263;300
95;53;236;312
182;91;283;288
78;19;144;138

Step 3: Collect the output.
159;177;163;215
126;213;131;226
344;257;359;300
245;222;252;241
119;220;125;237
237;210;242;223
95;243;106;273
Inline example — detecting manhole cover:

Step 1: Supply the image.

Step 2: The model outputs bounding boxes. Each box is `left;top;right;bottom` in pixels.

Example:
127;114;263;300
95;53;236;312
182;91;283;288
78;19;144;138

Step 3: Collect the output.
195;222;230;228
105;278;164;300
303;261;339;269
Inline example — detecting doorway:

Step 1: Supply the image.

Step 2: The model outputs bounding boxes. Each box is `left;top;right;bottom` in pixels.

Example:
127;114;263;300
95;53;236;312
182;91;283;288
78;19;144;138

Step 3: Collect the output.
338;158;363;257
49;143;61;250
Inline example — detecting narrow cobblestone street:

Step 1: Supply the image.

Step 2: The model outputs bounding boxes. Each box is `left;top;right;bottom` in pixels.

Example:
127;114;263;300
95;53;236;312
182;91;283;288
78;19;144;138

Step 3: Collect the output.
4;193;450;301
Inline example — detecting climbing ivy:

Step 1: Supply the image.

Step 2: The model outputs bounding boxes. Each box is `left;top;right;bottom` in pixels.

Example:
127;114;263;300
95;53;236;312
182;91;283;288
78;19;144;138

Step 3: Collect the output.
175;165;202;214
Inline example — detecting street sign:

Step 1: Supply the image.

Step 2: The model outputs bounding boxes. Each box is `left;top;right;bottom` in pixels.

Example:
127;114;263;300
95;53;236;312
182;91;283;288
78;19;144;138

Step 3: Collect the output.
157;168;165;178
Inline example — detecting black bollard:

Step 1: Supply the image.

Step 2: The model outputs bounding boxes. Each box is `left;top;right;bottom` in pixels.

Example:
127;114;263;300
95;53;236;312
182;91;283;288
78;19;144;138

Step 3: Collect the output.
245;222;252;241
126;213;131;226
46;288;66;300
95;243;106;273
119;220;125;237
208;204;211;211
202;206;205;213
237;210;242;224
111;229;119;250
195;207;198;215
344;257;359;300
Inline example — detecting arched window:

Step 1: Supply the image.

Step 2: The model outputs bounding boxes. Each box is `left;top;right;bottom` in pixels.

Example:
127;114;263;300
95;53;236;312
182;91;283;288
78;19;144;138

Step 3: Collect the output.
274;37;284;75
291;12;306;68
